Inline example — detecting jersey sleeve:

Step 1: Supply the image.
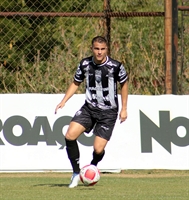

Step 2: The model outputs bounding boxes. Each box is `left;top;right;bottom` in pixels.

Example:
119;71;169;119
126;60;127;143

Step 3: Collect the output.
118;64;128;83
74;63;85;83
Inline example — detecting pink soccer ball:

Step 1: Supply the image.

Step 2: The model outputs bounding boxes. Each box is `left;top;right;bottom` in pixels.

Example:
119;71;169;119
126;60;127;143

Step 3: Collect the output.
80;164;100;186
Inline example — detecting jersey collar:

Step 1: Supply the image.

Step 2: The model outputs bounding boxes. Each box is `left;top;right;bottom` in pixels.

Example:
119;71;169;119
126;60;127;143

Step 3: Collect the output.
92;56;109;67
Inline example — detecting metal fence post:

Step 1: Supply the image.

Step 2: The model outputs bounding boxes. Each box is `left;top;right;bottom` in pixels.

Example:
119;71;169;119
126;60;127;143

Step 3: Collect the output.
103;0;111;55
172;0;178;94
165;0;172;94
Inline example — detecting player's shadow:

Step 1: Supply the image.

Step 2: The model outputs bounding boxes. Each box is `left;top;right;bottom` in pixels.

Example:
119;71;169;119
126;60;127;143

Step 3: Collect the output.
33;183;91;188
79;187;96;190
33;183;68;187
33;183;98;189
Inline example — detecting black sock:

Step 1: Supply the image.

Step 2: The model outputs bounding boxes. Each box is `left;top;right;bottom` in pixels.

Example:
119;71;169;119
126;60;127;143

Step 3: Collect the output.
90;150;105;166
65;138;80;173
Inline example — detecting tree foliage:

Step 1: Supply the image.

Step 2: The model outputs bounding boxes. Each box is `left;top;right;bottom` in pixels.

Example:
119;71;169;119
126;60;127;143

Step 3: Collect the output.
0;0;188;94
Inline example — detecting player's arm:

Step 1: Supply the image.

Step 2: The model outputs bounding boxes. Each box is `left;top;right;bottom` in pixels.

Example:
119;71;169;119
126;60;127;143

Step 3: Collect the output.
119;80;128;123
55;80;81;114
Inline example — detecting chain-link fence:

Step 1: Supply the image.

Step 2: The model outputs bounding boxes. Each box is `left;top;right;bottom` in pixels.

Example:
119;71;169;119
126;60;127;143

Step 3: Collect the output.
178;0;189;94
0;0;188;94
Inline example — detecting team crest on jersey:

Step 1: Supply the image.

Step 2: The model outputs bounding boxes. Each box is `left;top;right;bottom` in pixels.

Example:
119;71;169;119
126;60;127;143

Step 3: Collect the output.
95;70;102;83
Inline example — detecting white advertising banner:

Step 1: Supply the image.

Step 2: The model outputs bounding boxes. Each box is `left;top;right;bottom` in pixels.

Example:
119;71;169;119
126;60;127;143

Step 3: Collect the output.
0;94;189;172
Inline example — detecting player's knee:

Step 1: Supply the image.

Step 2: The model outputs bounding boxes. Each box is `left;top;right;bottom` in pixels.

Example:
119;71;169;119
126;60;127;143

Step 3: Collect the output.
94;148;104;155
65;132;76;140
65;129;83;140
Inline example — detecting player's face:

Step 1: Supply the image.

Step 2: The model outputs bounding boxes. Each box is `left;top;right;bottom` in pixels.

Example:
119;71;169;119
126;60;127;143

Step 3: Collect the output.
91;41;108;64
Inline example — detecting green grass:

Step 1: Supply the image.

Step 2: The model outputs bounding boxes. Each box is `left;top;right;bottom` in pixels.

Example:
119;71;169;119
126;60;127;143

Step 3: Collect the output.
0;171;189;200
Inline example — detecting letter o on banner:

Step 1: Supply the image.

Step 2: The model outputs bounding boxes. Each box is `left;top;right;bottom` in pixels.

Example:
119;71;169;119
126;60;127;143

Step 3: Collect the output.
3;116;31;146
170;117;189;146
0;119;2;132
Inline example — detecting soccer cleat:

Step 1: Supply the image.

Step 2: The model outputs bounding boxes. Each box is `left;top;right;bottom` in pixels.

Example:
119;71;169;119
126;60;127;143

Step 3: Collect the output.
68;173;80;188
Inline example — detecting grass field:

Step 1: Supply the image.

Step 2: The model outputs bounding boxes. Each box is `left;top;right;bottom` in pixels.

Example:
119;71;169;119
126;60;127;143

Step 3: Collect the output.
0;170;189;200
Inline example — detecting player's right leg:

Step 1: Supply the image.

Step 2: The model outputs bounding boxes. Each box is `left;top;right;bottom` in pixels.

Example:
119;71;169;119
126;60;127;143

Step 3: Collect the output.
66;104;93;188
65;121;86;188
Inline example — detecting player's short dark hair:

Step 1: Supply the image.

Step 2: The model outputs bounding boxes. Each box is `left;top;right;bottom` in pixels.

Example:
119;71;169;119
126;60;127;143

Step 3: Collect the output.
92;36;108;46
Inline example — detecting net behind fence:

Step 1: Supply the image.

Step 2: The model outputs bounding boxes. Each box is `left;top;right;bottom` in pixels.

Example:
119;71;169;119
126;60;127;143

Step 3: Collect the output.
0;0;188;94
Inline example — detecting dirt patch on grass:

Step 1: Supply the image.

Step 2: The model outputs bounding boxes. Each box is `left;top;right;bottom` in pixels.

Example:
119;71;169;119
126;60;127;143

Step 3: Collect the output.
0;170;189;178
102;170;189;178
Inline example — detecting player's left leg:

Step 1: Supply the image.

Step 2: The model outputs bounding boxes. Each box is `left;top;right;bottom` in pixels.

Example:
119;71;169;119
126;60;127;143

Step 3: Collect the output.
91;108;117;166
91;136;108;166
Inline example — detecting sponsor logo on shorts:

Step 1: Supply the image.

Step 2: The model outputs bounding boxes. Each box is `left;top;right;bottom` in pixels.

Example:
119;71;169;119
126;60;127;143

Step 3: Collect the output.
76;110;82;116
101;125;109;131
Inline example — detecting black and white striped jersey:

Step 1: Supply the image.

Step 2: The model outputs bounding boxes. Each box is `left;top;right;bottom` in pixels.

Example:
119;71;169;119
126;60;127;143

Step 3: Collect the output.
74;56;128;110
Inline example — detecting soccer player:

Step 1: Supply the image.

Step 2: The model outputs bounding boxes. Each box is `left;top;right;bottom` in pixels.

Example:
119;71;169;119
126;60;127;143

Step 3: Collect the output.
55;36;129;188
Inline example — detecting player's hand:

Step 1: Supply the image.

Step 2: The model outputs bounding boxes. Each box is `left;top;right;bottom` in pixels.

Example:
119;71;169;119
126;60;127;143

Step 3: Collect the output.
119;109;127;123
55;102;65;114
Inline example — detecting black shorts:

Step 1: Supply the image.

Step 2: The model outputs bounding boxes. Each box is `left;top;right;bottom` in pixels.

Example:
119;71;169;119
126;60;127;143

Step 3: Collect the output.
71;102;118;141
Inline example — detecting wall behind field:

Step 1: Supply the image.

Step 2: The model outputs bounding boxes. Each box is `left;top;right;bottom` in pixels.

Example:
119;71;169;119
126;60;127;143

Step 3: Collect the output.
0;94;188;172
